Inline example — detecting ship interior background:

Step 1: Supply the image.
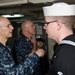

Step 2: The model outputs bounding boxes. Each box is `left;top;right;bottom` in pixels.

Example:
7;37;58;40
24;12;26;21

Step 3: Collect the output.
0;0;75;62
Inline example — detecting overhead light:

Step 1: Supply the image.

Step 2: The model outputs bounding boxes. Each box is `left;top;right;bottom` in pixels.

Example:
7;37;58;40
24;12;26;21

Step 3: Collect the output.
1;14;24;18
16;21;22;23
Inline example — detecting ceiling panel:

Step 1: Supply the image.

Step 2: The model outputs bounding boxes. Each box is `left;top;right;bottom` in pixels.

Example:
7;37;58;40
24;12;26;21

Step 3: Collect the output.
0;0;27;6
29;0;56;3
29;0;75;4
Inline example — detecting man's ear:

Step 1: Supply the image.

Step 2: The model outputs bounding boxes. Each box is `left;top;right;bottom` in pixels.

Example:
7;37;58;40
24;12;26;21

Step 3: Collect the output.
23;27;28;31
57;20;62;30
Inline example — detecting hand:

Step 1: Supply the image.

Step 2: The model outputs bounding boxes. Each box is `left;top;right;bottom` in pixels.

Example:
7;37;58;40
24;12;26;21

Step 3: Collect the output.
35;49;45;57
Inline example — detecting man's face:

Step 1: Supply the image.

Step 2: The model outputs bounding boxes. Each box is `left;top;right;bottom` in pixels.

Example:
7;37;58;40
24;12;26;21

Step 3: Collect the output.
0;18;14;39
43;16;58;39
37;41;44;48
26;21;36;35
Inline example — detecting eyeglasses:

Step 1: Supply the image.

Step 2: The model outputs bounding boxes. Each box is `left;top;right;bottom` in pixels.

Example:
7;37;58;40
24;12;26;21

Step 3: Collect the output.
44;20;57;26
0;24;13;28
44;20;65;27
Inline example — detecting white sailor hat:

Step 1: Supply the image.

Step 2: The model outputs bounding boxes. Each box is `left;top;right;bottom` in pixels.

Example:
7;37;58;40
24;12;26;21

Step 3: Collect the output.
43;2;75;16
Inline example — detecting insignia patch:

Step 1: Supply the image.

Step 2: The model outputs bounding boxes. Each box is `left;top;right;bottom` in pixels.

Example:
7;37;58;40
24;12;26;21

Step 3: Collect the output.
57;71;63;75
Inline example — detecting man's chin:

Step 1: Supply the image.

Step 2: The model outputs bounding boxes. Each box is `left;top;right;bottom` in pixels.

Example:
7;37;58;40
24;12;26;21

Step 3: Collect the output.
9;35;12;38
33;33;36;35
48;35;51;39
